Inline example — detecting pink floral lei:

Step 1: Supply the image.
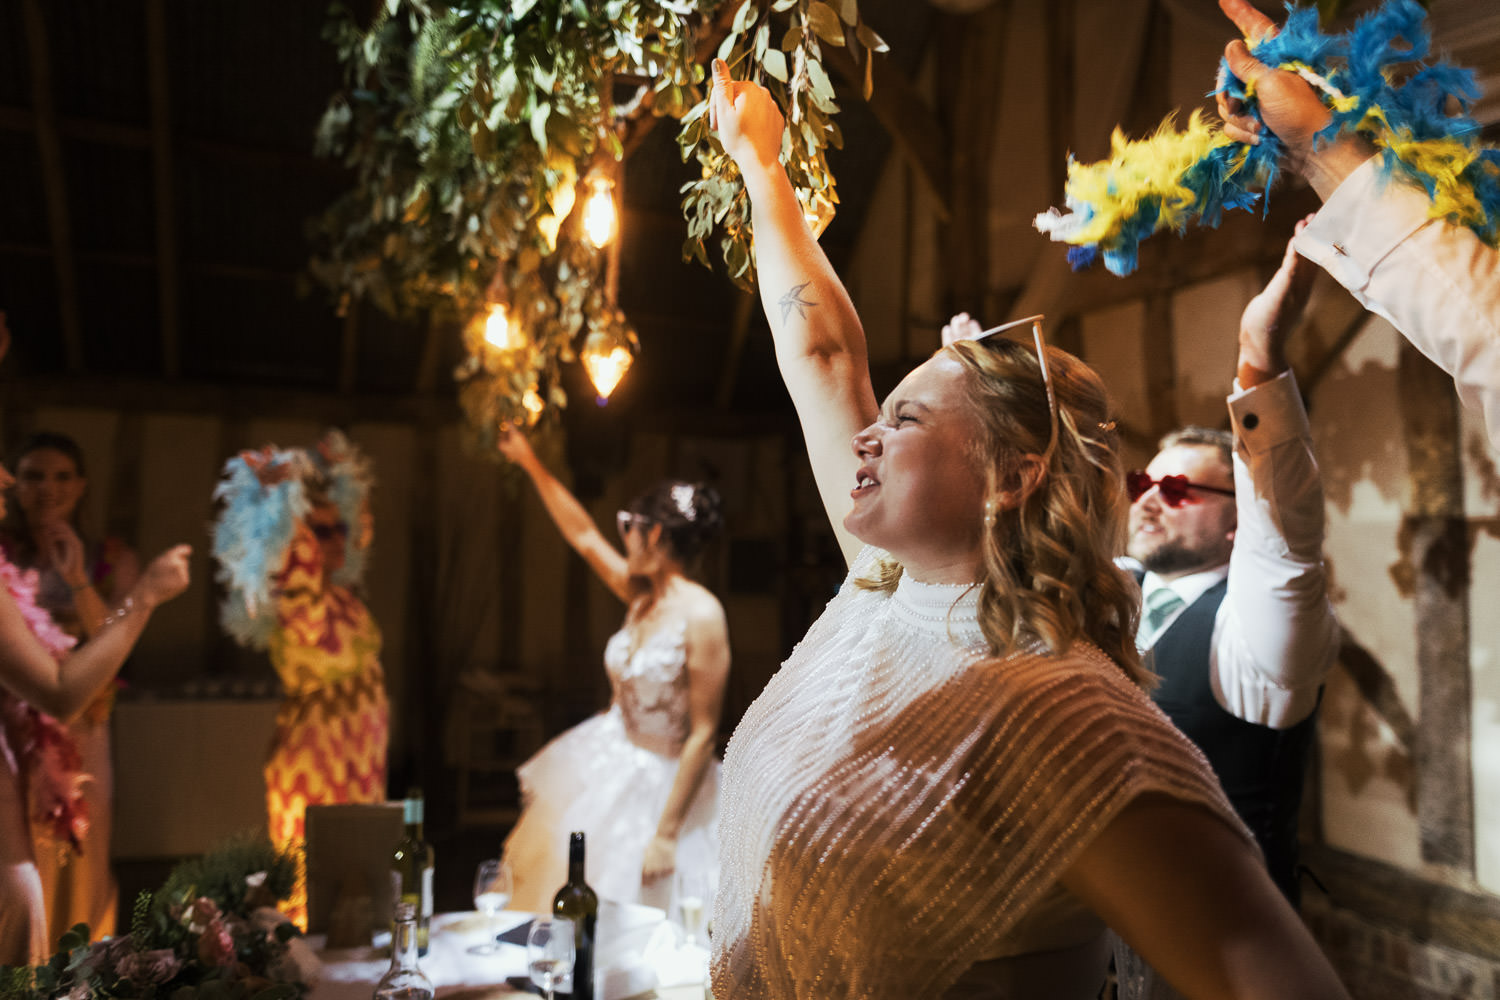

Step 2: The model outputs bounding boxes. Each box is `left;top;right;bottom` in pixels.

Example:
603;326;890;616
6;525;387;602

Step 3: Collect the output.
0;553;89;851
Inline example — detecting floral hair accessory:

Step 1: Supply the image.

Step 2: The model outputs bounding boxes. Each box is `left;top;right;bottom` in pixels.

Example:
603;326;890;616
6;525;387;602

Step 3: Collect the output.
671;483;697;521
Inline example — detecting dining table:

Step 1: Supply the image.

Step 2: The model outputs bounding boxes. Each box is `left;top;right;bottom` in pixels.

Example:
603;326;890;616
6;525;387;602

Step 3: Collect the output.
308;908;709;1000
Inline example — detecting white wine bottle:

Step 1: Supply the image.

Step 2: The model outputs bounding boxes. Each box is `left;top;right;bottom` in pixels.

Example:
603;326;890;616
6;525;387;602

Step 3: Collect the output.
390;789;435;957
552;831;598;1000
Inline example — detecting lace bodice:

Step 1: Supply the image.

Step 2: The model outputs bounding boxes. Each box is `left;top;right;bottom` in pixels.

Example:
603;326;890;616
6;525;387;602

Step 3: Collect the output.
711;548;1248;999
603;619;690;756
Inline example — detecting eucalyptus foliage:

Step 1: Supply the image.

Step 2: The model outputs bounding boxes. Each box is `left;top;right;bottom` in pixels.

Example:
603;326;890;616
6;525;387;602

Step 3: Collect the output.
310;0;882;436
679;0;886;284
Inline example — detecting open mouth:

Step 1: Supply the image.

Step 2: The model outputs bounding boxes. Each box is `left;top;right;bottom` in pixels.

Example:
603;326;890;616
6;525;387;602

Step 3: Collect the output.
852;468;879;498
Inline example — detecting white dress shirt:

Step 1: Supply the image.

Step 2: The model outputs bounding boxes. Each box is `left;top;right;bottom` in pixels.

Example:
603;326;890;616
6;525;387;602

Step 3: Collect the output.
1139;370;1340;730
1294;155;1500;449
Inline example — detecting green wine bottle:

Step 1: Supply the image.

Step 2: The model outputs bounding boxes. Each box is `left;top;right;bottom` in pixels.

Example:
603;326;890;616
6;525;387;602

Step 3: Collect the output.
390;789;435;956
553;831;598;1000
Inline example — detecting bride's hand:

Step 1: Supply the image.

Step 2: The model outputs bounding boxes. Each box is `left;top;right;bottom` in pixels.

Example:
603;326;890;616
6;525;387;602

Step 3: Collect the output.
496;424;536;466
641;834;677;881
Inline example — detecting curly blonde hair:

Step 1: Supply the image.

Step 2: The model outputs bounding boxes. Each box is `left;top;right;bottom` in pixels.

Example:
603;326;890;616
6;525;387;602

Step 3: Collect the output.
859;337;1148;686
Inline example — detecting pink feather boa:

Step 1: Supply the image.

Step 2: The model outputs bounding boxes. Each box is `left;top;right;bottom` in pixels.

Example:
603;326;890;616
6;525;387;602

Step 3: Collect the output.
0;554;88;852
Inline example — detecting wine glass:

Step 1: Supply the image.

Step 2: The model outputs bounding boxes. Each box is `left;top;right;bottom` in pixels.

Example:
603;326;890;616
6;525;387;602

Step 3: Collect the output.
526;918;575;1000
467;858;512;955
675;868;709;948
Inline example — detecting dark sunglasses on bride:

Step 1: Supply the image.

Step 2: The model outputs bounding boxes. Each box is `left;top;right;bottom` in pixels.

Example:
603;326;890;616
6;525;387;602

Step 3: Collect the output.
1126;470;1235;507
616;511;654;538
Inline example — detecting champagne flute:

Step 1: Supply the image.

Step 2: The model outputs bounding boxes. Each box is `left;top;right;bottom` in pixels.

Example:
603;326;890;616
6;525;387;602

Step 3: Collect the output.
526;918;575;1000
675;868;709;948
468;858;512;955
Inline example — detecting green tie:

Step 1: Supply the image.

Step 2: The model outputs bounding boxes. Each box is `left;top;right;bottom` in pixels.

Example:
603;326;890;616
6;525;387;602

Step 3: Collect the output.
1144;587;1186;636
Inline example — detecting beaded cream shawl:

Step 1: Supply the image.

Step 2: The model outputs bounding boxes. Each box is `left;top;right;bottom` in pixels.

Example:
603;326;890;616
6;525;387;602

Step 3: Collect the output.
710;548;1248;999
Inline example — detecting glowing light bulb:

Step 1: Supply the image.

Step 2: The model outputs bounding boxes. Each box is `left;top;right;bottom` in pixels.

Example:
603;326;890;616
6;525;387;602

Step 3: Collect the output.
582;175;617;249
581;335;633;400
522;385;545;424
483;303;524;352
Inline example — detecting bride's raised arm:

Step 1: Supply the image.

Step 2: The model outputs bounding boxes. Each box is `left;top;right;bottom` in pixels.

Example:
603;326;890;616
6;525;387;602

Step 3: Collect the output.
497;426;631;602
710;61;878;567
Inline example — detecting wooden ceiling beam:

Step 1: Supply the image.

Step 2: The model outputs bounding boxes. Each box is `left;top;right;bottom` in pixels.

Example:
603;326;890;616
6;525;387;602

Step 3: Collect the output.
144;0;182;378
9;373;464;427
0;105;350;177
19;0;84;373
414;313;450;396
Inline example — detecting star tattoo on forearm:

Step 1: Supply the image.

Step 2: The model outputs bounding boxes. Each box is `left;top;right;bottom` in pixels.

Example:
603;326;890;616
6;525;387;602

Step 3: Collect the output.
778;282;817;323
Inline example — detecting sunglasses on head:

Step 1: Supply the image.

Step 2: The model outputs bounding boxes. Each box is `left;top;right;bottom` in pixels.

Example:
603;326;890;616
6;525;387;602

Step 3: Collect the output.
973;314;1058;466
1126;470;1235;507
616;511;654;538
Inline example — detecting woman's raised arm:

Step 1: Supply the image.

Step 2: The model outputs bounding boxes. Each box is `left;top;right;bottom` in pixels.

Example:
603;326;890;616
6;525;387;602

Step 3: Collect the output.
710;62;877;566
0;544;190;720
498;426;631;602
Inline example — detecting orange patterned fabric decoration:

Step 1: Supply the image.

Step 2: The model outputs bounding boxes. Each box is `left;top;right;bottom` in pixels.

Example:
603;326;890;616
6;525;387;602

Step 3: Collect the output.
262;521;389;928
212;432;388;930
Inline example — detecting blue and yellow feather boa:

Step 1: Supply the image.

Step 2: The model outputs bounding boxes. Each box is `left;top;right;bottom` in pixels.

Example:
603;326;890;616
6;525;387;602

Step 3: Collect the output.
1034;0;1500;276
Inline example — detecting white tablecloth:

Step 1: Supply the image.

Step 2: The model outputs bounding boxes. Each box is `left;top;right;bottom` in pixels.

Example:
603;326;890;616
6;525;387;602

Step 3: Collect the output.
310;909;708;1000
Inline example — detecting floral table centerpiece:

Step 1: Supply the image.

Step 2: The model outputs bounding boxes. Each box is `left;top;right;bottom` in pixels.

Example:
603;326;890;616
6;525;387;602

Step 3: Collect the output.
1;833;319;1000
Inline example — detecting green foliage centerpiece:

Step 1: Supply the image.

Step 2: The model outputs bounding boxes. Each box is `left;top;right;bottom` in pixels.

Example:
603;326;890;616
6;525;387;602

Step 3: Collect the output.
0;833;308;1000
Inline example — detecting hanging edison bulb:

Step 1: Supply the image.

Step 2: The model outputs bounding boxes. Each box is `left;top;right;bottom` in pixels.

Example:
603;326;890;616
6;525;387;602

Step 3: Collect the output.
580;311;637;402
582;173;618;249
581;333;632;400
521;384;546;425
482;300;526;353
799;186;837;239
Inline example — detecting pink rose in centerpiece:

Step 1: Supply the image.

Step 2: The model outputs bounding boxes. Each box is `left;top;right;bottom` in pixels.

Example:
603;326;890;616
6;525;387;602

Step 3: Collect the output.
197;919;237;968
189;898;237;967
116;947;183;984
188;896;222;934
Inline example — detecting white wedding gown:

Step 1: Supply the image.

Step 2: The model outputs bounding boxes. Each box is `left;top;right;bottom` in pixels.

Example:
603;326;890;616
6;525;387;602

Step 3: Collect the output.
503;619;721;914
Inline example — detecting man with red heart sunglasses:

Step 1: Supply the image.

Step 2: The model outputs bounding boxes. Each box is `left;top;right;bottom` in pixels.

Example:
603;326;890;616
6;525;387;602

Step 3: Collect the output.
1123;227;1340;916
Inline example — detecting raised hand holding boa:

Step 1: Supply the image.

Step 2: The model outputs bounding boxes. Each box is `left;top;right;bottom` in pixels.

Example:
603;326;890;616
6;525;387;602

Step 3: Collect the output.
1034;0;1500;276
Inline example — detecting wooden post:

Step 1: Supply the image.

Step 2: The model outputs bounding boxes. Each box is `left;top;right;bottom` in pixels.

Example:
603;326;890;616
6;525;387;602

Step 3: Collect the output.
1142;291;1177;439
935;2;1008;317
20;0;84;372
1398;340;1474;873
144;0;181;378
339;302;360;395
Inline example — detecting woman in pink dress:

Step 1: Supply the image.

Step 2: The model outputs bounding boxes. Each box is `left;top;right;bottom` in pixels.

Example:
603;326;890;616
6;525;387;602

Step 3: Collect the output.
0;431;141;944
0;318;192;965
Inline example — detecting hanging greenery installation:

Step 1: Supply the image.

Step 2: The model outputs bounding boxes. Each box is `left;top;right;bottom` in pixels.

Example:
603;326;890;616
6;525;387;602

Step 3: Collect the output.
309;0;884;444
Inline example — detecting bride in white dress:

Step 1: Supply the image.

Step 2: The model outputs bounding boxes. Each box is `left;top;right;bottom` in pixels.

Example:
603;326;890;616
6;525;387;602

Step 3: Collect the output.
496;428;729;914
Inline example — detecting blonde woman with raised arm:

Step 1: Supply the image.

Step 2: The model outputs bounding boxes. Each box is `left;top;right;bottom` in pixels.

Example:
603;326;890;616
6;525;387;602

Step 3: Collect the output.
704;62;1350;1000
